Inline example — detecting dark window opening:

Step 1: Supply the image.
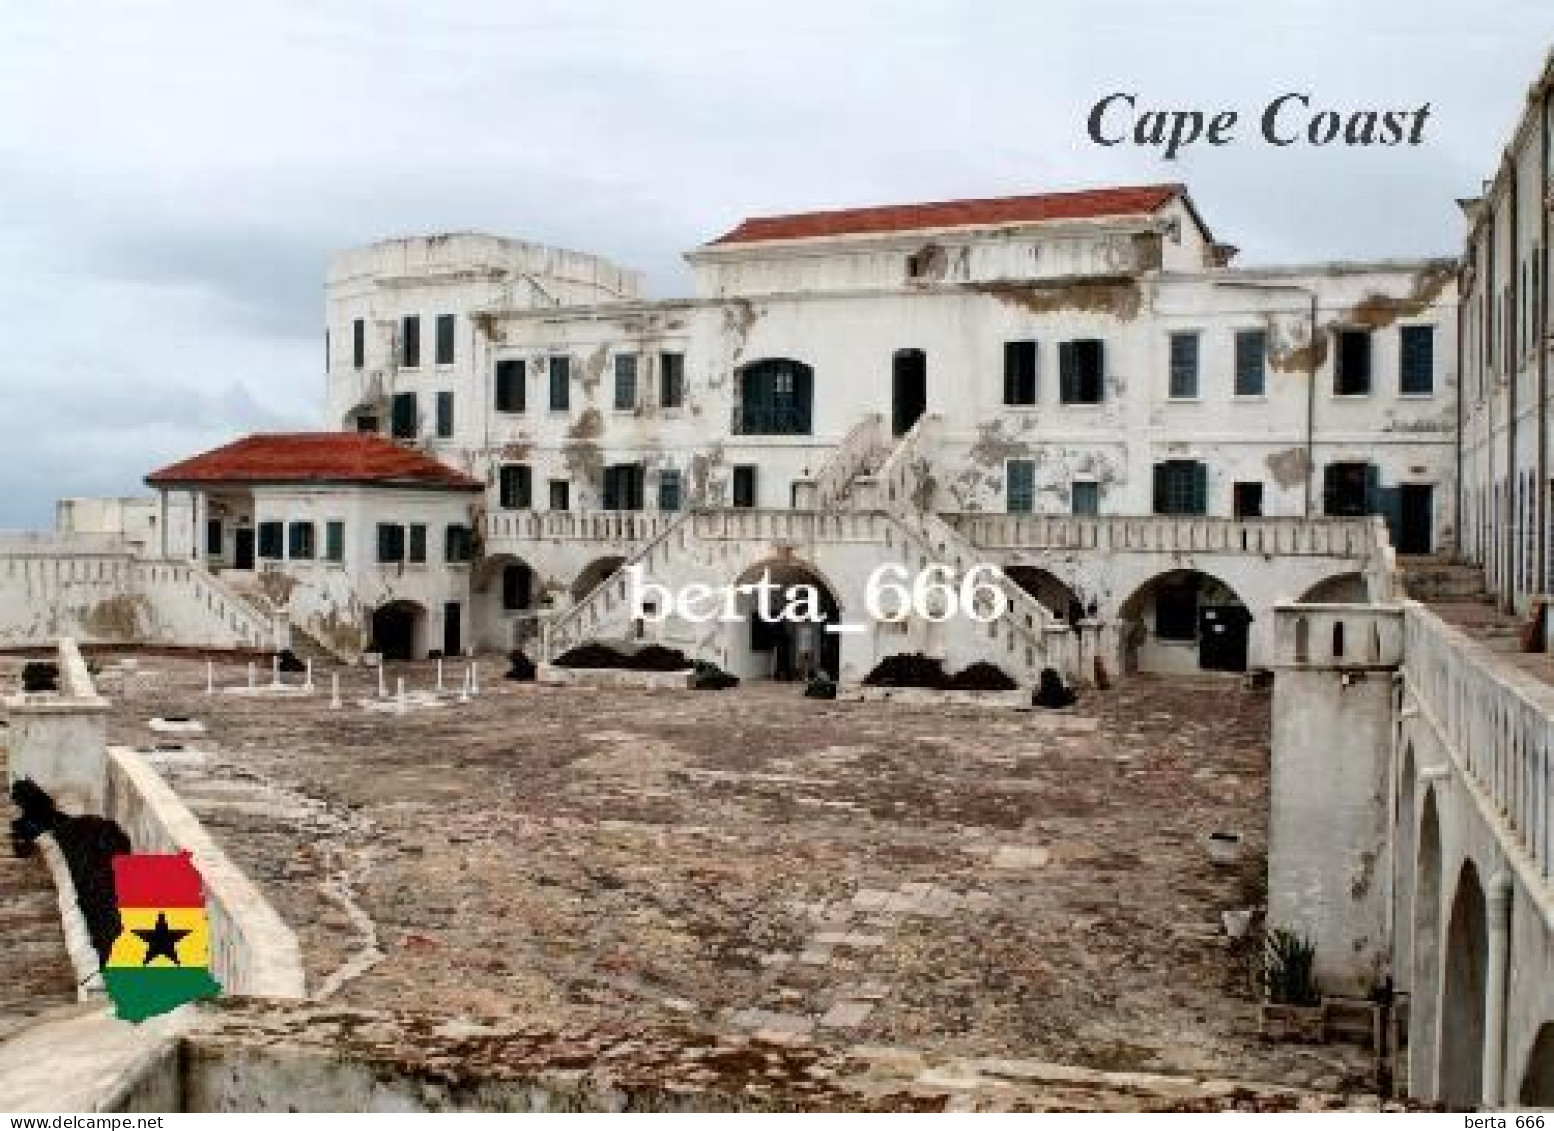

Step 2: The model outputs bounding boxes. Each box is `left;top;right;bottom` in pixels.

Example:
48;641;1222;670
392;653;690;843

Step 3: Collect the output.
1233;481;1264;518
892;348;928;435
376;523;405;564
658;469;683;512
1155;577;1199;642
1400;325;1435;395
444;524;474;563
1235;329;1266;396
352;319;365;369
435;391;454;438
435;314;455;365
1059;339;1105;404
390;392;417;440
1323;462;1378;517
287;521;315;560
1003;341;1037;406
1071;480;1099;516
495;359;526;412
733;358;813;434
502;563;533;611
325;521;345;563
614;353;638;410
408;524;427;564
1334;328;1372;395
602;464;645;511
499;464;532;510
1006;459;1035;514
732;465;758;508
548;479;570;512
660;352;685;408
400;315;420;368
205;519;223;558
257;521;284;561
549;356;570;411
1153;460;1208;516
355;414;378;434
1168;332;1199;399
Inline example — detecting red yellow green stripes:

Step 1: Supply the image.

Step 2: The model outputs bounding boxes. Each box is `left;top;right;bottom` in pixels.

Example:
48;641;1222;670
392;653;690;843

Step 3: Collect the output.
103;852;221;1023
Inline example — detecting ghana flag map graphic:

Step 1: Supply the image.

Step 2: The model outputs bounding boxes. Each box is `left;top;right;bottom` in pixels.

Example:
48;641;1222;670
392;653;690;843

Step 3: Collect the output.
103;852;222;1022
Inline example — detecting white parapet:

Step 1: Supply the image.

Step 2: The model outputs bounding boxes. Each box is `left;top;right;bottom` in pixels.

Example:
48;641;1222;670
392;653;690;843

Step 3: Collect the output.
3;638;110;813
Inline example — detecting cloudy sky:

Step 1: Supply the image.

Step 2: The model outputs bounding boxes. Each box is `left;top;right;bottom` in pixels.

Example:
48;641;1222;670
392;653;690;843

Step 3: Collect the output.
0;1;1547;527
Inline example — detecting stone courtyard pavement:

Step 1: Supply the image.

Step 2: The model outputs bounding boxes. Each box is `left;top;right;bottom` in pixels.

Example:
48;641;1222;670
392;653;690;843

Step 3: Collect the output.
102;657;1374;1098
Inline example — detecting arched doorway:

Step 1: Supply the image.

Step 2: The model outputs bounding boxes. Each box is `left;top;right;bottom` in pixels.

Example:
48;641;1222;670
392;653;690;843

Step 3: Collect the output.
371;600;426;661
1118;570;1250;674
1395;745;1417;991
1411;789;1443;1097
1439;861;1489;1108
1005;565;1085;625
1519;1022;1554;1107
572;556;626;603
1300;572;1370;603
731;557;841;681
474;554;538;650
733;358;814;435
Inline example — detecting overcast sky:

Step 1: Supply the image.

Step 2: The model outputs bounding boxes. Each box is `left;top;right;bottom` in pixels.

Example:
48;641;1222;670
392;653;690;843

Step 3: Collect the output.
0;1;1548;527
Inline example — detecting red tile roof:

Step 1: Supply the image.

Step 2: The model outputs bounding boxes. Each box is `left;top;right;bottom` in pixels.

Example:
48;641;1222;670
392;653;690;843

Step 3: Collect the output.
707;184;1187;246
146;433;483;492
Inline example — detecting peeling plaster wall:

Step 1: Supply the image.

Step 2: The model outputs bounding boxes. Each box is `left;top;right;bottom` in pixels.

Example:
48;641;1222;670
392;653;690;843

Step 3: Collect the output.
234;485;476;659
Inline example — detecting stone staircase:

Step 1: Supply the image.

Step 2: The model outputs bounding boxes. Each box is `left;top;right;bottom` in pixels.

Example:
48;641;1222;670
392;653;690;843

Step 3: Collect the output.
1399;556;1528;651
0;757;80;1032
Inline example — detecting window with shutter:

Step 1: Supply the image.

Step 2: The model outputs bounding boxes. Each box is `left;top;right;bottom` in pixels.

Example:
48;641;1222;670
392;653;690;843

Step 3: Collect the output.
435;314;455;365
409;524;427;563
325;521;345;563
548;479;570;512
1399;325;1434;394
549;356;570;410
502;563;532;611
1006;460;1035;513
352;319;365;369
660;352;685;408
1059;339;1104;403
1168;332;1199;399
1234;329;1266;396
376;524;405;563
1152;461;1207;516
733;359;813;434
390;392;418;439
499;464;532;509
658;469;683;512
287;521;315;560
257;521;284;560
614;354;638;410
732;465;757;508
435;391;454;438
205;519;223;558
1070;481;1099;516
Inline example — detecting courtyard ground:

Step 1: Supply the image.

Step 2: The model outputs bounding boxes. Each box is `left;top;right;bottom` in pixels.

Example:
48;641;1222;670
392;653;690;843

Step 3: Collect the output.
100;656;1373;1097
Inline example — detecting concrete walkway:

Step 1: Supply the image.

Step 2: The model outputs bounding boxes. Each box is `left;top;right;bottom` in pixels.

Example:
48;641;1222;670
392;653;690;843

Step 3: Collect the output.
0;1003;190;1112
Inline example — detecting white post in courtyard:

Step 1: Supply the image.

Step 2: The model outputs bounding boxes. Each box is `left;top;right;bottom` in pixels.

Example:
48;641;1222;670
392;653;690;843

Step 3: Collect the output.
329;673;342;711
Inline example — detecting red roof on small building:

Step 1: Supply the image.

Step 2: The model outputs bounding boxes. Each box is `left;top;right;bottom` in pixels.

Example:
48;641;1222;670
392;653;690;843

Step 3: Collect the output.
707;184;1187;246
145;433;484;492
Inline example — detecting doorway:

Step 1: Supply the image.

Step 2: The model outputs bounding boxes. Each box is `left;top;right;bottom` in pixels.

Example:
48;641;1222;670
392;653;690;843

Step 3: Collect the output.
234;528;255;571
1233;481;1264;519
443;602;462;657
371;601;423;661
1198;605;1251;672
1398;484;1434;554
892;349;926;437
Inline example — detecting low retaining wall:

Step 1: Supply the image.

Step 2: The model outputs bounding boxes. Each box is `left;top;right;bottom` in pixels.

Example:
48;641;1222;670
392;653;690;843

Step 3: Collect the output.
104;746;305;1001
3;638;110;812
844;686;1030;709
537;663;695;690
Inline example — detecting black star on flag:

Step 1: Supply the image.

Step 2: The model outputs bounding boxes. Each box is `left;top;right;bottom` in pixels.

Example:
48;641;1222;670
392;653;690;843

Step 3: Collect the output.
133;912;191;966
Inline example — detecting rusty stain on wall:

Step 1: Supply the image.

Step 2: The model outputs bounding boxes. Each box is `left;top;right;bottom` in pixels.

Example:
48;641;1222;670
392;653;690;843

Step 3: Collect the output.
970;277;1143;321
1344;261;1455;330
1265;448;1312;489
563;408;605;487
80;594;148;640
255;570;300;608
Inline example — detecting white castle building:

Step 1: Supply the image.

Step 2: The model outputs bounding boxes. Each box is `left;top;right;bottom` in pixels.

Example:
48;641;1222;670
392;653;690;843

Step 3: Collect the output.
42;182;1456;680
